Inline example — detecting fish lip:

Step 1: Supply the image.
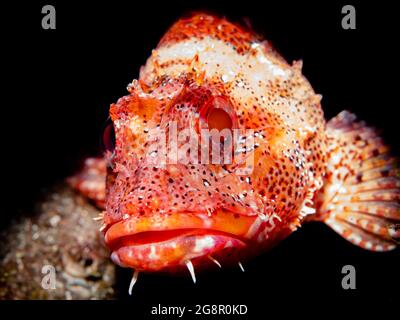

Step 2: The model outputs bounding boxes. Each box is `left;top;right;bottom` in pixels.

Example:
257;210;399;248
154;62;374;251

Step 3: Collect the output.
104;210;257;271
107;228;249;252
110;232;248;271
104;209;257;248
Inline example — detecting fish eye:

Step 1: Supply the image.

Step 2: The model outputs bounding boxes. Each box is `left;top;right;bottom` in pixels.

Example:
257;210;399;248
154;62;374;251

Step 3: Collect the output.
207;108;233;131
200;96;237;132
101;118;116;153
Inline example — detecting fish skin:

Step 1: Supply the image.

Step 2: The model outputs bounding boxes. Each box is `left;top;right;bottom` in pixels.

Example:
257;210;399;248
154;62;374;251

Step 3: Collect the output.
70;13;399;273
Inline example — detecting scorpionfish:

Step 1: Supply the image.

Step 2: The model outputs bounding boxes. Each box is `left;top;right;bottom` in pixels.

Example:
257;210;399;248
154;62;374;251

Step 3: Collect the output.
70;13;400;289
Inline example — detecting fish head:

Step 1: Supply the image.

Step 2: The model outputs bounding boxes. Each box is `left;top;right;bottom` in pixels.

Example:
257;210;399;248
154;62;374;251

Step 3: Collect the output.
101;14;326;273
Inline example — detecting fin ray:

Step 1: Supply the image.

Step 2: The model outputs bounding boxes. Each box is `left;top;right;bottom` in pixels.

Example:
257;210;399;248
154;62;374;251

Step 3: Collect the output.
326;216;396;251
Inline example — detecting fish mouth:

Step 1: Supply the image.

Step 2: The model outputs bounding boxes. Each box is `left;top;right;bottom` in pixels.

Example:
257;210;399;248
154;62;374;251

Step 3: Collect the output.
105;210;257;272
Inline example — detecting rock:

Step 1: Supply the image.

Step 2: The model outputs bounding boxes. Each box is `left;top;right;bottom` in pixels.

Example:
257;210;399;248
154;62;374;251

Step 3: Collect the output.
0;184;116;300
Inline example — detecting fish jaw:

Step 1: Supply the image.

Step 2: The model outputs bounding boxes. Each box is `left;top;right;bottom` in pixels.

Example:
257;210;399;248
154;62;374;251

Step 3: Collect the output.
110;233;247;272
104;210;257;272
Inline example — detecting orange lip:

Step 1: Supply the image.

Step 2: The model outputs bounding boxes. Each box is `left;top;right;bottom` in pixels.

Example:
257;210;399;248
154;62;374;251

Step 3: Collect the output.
105;210;257;271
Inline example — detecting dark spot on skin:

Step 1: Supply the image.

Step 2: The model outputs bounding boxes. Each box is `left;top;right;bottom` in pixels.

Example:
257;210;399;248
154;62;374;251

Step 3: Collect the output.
83;258;93;267
381;170;389;177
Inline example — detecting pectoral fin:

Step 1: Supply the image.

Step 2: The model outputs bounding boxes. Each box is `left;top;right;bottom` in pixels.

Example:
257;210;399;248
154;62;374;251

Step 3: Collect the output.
311;111;400;251
68;157;106;208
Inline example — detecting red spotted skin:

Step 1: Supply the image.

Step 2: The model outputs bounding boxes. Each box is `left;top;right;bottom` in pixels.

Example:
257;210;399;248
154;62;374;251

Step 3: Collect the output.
70;14;399;273
157;14;259;54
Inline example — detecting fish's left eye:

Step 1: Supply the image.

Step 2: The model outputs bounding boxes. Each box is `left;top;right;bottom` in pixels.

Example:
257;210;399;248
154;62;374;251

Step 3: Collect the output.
101;118;116;154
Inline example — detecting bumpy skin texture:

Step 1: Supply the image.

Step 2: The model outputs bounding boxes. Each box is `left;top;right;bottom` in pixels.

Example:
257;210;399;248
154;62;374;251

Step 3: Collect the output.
71;14;399;273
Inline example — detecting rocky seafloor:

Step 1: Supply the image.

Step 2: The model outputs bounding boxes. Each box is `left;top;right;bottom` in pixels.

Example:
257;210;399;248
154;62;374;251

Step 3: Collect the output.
0;185;116;299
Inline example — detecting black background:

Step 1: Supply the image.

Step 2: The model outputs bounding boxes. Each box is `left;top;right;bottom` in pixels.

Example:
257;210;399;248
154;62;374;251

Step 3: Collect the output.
2;0;399;316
